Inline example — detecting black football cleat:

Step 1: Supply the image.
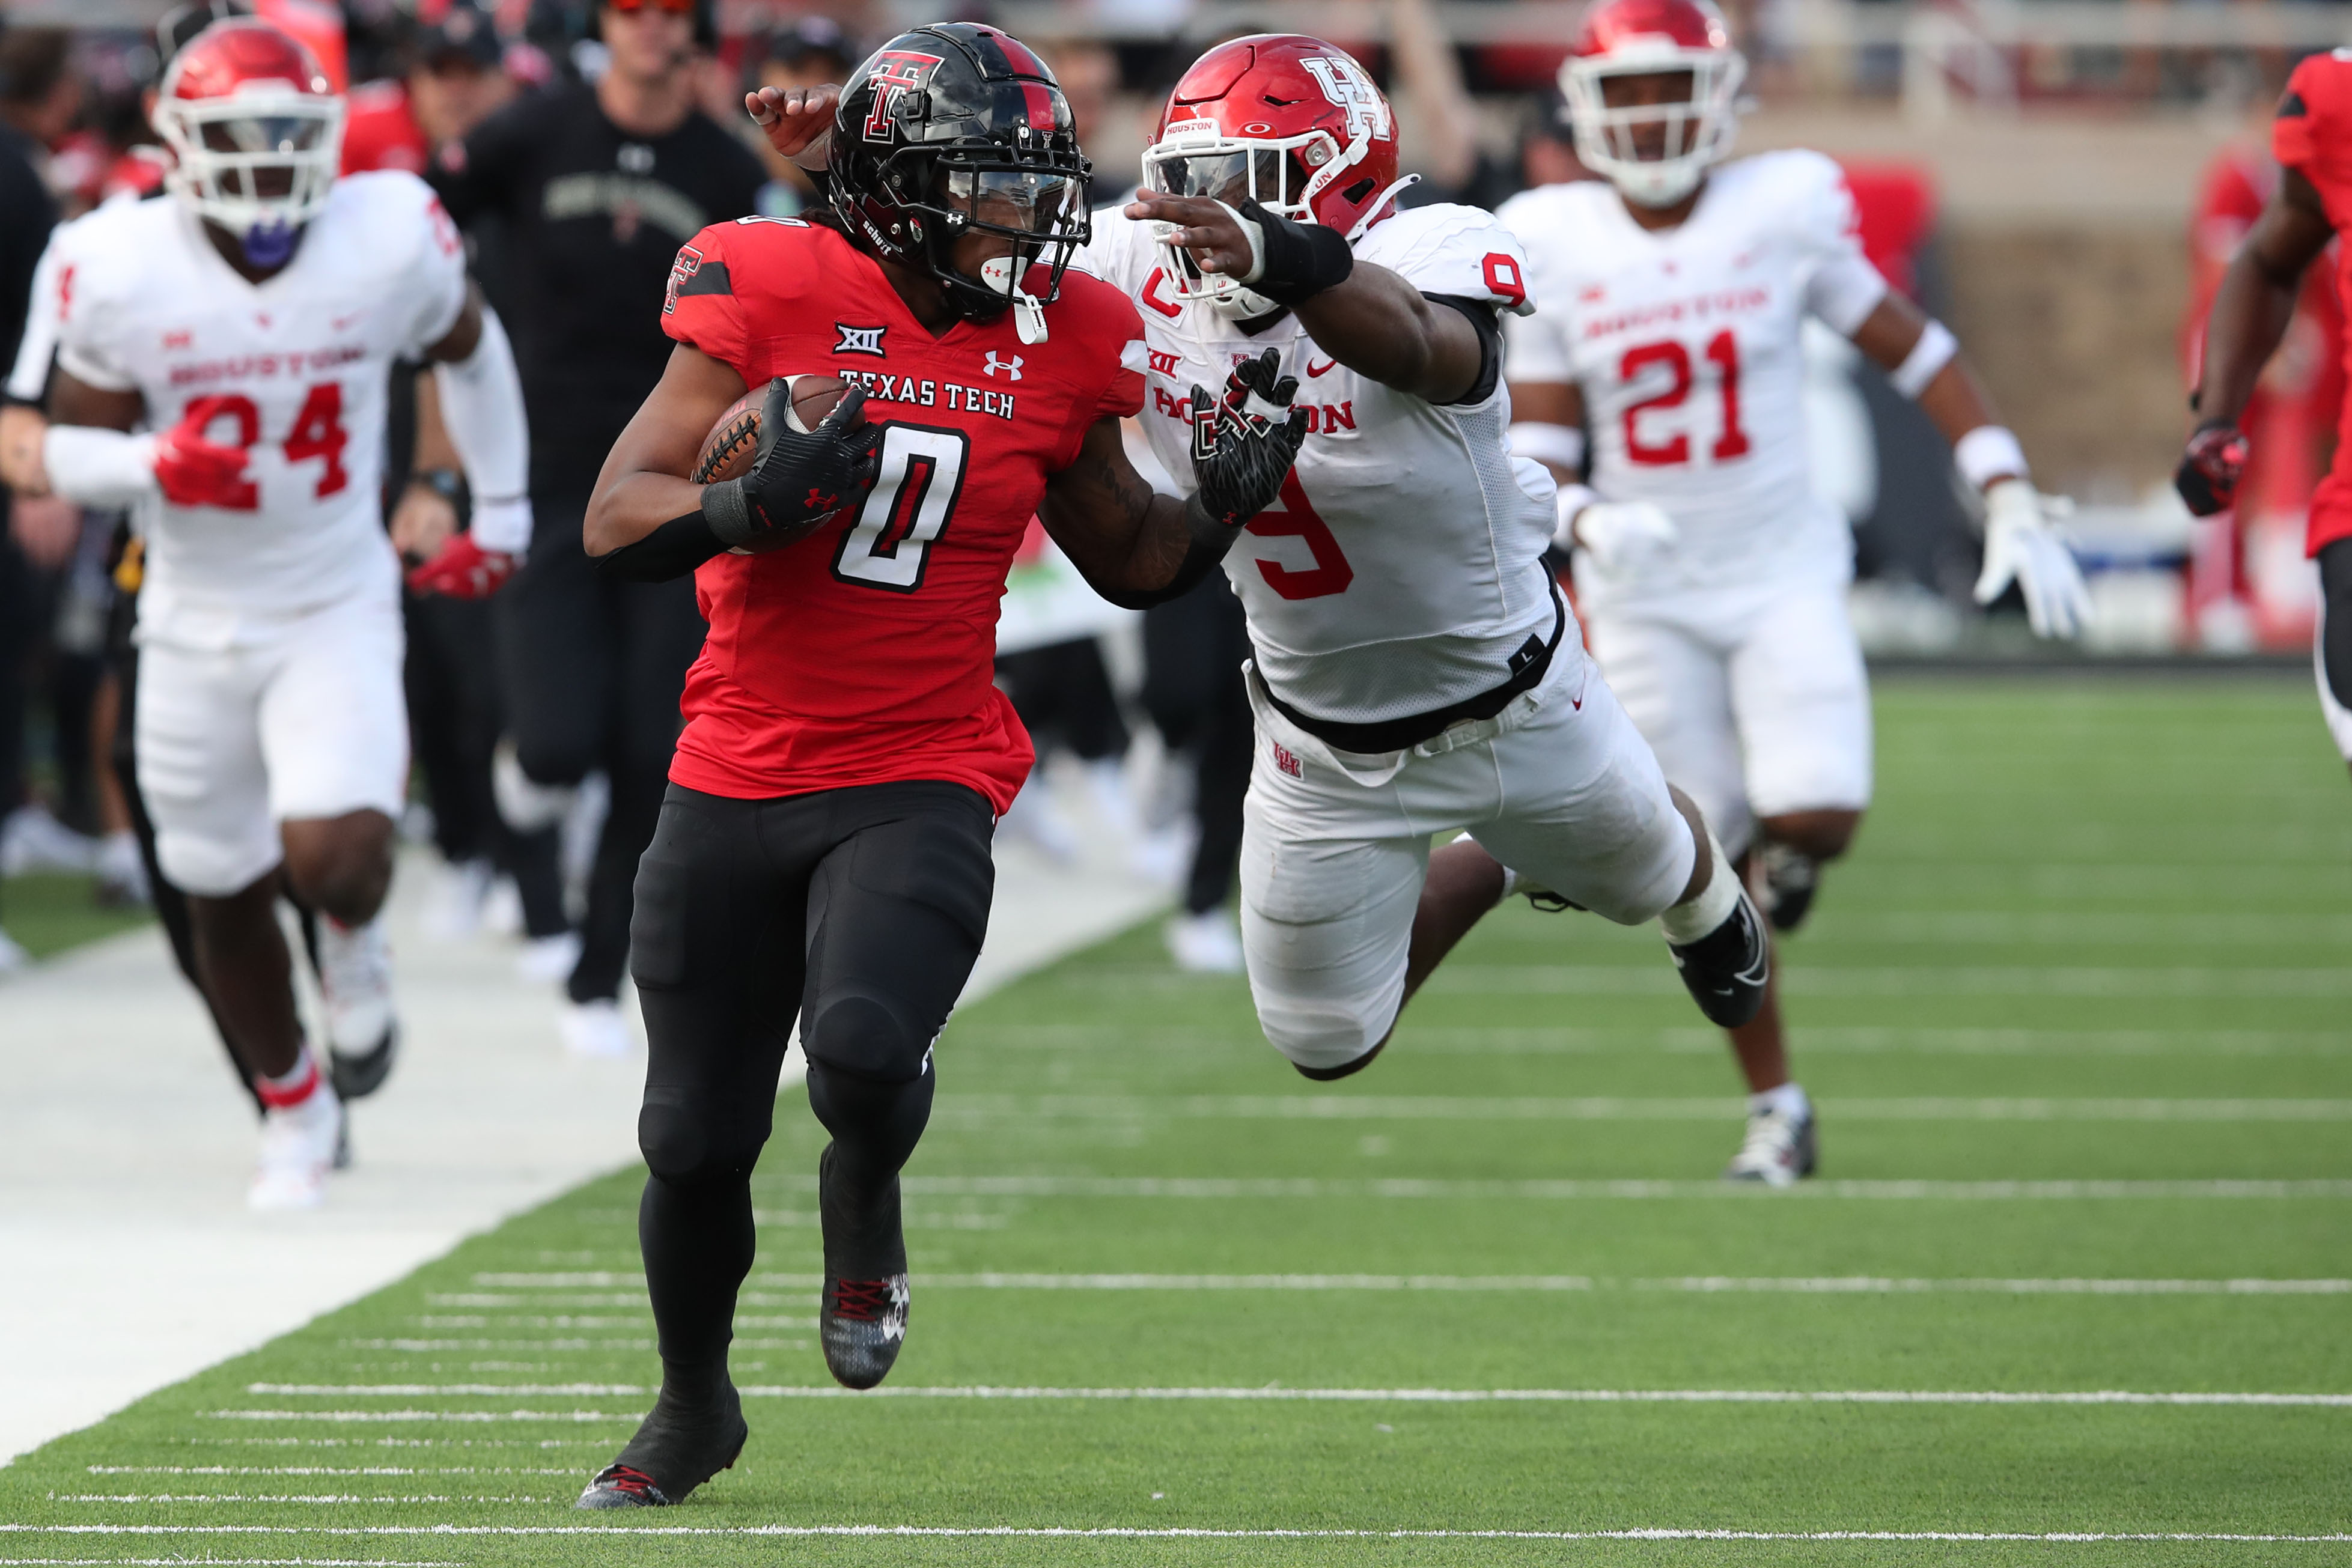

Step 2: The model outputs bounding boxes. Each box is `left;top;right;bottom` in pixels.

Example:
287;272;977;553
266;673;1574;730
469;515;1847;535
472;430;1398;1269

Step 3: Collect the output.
1667;886;1770;1029
817;1144;910;1390
328;1022;398;1102
1754;843;1819;934
576;1378;746;1509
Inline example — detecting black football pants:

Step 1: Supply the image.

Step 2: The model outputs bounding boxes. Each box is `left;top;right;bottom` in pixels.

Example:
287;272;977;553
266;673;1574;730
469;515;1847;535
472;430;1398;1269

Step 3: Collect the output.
627;779;996;1379
496;499;707;1001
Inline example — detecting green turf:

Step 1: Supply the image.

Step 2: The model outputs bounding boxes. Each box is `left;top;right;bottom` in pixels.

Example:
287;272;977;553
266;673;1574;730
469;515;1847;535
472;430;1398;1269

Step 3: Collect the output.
0;870;151;959
5;675;2351;1566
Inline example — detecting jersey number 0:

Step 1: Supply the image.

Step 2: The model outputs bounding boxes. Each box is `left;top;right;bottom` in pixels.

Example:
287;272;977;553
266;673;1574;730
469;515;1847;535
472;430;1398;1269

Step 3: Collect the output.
831;424;970;594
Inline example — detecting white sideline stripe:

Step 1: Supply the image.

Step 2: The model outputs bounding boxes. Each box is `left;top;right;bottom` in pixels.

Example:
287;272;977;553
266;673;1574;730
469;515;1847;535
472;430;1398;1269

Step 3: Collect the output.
931;1096;2352;1122
234;1385;2352;1406
85;1467;575;1476
1408;1027;2352;1057
5;1524;2350;1545
206;1412;632;1424
470;1271;2352;1295
760;1176;2352;1200
0;1558;457;1565
53;1497;529;1507
1409;965;2352;998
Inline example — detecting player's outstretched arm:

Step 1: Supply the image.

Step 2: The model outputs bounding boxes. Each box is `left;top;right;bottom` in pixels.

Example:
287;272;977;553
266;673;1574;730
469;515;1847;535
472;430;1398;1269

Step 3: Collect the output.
583;345;752;579
1041;353;1309;609
1128;193;1487;404
1849;290;2089;639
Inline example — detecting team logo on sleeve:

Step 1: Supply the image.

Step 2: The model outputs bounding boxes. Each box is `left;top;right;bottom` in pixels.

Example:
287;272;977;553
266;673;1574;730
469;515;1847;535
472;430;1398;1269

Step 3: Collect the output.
663;246;701;315
835;323;888;357
1302;55;1392;142
864;52;944;141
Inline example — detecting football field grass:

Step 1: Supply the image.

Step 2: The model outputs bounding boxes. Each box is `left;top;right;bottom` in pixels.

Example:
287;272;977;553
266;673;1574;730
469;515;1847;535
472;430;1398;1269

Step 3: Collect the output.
4;674;2350;1566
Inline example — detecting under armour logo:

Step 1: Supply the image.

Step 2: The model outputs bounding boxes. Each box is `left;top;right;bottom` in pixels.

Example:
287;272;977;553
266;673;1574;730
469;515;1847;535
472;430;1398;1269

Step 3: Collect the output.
1302;55;1392;144
834;323;887;357
983;351;1023;380
805;488;838;511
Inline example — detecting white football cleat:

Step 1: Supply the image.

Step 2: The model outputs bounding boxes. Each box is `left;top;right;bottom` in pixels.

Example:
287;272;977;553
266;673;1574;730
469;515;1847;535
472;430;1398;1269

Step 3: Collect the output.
1723;1102;1818;1187
1165;909;1245;974
518;930;583;983
561;997;635;1058
317;914;396;1056
249;1081;344;1211
422;857;496;942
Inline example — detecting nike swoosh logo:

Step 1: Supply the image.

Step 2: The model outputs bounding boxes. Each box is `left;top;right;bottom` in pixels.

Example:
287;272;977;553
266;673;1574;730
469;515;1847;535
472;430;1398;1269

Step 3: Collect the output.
1306;358;1338;378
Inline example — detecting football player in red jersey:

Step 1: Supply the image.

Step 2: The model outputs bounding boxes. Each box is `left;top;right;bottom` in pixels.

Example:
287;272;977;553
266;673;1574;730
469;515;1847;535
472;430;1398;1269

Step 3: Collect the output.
571;23;1306;1509
2184;53;2352;768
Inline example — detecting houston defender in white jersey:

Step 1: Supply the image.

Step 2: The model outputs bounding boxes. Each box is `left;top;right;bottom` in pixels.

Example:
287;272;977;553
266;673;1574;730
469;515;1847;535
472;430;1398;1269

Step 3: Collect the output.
23;171;467;641
16;19;531;1211
1499;148;1883;605
1087;200;1555;722
1497;0;2088;1185
1112;32;1772;1085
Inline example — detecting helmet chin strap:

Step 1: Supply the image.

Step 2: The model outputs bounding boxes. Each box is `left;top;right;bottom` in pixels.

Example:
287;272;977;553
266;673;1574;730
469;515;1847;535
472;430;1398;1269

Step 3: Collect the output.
979;255;1049;344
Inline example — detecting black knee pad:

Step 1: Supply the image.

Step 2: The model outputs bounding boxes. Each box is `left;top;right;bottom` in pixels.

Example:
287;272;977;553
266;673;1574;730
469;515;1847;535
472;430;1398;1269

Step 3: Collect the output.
2320;539;2352;711
638;1084;770;1186
802;992;932;1083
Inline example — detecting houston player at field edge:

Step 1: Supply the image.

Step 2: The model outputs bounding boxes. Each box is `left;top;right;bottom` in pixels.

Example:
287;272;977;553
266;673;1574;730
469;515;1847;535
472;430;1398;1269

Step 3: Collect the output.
1499;0;2090;1185
578;22;1306;1509
2180;48;2352;774
1088;34;1772;1102
6;18;532;1210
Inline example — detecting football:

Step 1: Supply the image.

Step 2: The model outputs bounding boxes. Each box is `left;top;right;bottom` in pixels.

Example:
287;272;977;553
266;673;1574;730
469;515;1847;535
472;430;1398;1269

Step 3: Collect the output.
689;374;853;484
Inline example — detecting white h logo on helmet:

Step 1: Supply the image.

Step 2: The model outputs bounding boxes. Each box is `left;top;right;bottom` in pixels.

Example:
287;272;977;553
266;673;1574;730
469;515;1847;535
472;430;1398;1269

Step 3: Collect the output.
1302;56;1391;142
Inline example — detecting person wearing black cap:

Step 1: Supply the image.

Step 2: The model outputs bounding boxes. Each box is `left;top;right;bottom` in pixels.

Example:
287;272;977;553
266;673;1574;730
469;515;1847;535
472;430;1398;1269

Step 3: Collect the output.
429;0;764;1058
346;0;517;176
745;17;850;217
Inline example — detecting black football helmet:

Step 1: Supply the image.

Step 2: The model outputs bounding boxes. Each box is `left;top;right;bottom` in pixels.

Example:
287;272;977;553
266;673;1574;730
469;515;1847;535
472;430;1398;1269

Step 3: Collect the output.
828;23;1090;342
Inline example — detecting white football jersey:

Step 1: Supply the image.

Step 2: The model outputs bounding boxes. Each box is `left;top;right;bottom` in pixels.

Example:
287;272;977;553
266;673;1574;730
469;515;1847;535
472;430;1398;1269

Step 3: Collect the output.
1499;150;1888;607
13;173;469;645
1082;202;1560;725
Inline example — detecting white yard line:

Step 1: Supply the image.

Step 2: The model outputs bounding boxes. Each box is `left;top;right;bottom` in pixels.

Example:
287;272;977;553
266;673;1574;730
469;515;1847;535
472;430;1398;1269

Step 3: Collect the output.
918;1096;2352;1122
5;1524;2349;1544
225;1385;2352;1407
745;1176;2352;1200
1413;965;2352;997
458;1271;2352;1295
0;838;1166;1466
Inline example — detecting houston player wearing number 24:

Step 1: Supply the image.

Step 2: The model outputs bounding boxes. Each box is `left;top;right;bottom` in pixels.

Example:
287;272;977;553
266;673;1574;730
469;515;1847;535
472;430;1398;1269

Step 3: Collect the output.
1084;33;1770;1098
577;22;1306;1509
1498;0;2088;1185
13;18;533;1211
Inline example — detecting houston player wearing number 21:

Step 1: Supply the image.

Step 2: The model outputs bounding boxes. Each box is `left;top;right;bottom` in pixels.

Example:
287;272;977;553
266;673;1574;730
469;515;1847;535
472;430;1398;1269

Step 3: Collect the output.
580;23;1306;1508
1499;0;2091;1182
1085;35;1770;1096
14;19;532;1209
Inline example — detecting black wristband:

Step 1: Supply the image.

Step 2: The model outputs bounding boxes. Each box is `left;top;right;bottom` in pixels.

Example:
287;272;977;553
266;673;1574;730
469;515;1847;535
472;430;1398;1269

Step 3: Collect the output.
1238;199;1353;306
700;476;757;550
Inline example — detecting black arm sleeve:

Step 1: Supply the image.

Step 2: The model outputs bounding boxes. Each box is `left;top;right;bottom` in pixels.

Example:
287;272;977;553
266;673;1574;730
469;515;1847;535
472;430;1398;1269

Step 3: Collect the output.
1423;293;1503;407
595;509;727;582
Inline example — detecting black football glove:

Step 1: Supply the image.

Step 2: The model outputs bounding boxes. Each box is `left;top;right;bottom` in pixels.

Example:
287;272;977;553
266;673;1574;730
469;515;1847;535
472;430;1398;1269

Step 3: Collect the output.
2174;421;2250;518
1186;348;1309;530
701;379;883;553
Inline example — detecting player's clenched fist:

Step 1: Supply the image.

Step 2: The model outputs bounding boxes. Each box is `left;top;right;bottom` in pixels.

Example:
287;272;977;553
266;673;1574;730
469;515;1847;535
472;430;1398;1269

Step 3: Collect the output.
1186;348;1309;530
700;379;884;553
151;403;251;509
2174;421;2250;517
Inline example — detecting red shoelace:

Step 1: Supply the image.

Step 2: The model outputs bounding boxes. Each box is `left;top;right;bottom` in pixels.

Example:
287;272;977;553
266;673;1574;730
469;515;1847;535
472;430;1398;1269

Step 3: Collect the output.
828;1277;894;1322
591;1464;661;1501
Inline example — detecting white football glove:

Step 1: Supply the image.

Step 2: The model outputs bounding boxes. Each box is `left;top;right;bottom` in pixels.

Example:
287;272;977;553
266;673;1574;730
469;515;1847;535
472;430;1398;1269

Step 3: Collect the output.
1566;497;1680;576
1973;478;2090;640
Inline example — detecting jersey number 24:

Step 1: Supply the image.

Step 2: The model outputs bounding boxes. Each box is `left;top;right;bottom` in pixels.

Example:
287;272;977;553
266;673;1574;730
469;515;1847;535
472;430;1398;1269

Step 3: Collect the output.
179;386;350;508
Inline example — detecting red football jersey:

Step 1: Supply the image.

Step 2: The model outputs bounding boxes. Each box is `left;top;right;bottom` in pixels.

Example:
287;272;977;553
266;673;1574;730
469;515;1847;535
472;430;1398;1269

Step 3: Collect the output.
2272;53;2352;555
659;217;1147;809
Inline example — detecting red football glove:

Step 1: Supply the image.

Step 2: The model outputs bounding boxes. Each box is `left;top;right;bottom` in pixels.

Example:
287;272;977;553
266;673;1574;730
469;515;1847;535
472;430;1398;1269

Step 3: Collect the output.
2174;422;2249;517
405;533;516;600
153;405;252;508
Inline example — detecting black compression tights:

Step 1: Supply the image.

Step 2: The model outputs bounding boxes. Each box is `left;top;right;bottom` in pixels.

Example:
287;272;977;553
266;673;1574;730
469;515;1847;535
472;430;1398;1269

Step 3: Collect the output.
628;782;993;1384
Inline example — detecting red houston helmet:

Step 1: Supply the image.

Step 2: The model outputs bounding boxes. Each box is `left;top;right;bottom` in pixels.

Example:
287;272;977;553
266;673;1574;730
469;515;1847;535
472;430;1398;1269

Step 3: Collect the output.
1141;34;1411;317
154;19;345;258
1559;0;1744;208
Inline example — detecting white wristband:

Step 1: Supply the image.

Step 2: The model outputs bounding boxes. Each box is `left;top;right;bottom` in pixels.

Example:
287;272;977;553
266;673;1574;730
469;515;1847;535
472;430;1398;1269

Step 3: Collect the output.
1510;421;1586;472
1552;482;1596;550
1889;319;1957;400
43;424;157;508
468;494;534;555
1954;424;2029;491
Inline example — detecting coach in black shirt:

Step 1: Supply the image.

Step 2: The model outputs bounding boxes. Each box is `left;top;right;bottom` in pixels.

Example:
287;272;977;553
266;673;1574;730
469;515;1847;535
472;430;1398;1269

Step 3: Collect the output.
431;0;764;1056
